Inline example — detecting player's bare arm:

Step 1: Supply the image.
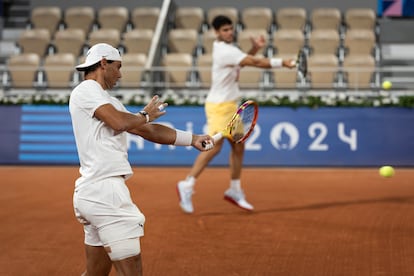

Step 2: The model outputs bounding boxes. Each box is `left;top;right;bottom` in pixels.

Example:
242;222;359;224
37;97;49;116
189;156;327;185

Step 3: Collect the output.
239;55;296;69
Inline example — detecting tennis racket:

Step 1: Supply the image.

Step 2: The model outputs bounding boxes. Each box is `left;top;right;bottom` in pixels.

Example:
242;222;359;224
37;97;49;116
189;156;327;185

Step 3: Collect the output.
203;100;259;150
296;49;307;79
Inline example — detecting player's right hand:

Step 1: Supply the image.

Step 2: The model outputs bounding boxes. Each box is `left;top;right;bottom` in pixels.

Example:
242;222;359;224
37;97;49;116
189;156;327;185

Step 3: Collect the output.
142;95;168;122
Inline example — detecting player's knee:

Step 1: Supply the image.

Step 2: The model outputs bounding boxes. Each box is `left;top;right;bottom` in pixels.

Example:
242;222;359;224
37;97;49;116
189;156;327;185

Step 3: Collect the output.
104;238;141;261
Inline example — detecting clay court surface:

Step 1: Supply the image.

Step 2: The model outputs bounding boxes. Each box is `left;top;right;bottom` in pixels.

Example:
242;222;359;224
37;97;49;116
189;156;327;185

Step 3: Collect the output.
1;166;414;276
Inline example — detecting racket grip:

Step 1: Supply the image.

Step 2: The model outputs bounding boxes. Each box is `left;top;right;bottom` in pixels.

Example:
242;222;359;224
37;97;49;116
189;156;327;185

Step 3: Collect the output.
212;132;223;142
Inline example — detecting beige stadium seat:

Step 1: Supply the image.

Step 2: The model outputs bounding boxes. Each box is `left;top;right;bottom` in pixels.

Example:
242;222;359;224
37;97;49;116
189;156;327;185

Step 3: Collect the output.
241;7;273;30
207;7;238;26
308;54;338;89
239;54;264;89
237;29;269;54
272;29;304;55
119;53;147;88
275;7;307;30
345;8;376;30
30;6;62;36
201;29;217;54
272;54;297;88
162;53;193;87
344;29;376;56
343;54;376;89
122;29;153;54
17;29;51;57
308;29;340;56
197;54;212;88
53;28;86;57
64;6;95;35
7;53;40;88
131;7;160;30
311;8;342;31
97;6;129;33
44;53;76;88
88;28;121;48
168;29;198;55
175;7;205;31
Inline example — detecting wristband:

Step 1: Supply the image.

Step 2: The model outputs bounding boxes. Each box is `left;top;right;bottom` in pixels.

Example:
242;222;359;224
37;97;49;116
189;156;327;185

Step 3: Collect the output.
138;110;149;123
174;130;193;146
270;58;282;68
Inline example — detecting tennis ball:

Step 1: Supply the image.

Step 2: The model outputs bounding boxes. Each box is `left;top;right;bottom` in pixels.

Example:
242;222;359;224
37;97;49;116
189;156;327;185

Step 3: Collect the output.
379;166;395;178
382;80;392;90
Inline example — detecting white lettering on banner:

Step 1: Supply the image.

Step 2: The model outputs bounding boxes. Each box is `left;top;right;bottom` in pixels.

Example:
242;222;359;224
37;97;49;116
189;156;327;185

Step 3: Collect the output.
245;125;262;150
270;122;358;152
338;123;357;151
308;122;329;151
270;123;300;150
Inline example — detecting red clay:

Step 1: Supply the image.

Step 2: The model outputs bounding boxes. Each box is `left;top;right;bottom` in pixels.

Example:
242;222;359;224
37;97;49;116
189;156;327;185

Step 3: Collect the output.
1;166;414;276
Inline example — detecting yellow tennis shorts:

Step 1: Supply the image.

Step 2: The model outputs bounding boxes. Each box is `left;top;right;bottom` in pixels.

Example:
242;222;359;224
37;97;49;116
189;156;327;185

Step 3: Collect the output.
205;101;238;136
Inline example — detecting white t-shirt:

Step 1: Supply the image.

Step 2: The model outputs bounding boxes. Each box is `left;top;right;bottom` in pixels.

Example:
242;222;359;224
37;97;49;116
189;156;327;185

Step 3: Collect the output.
69;80;133;187
206;40;247;103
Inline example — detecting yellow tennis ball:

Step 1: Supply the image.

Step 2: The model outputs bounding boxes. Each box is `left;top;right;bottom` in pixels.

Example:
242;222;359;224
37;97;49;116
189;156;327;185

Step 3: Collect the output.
379;166;395;178
382;80;392;90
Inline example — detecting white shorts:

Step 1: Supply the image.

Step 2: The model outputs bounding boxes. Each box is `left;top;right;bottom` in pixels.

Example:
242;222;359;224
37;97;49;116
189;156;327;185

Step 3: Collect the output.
73;176;145;246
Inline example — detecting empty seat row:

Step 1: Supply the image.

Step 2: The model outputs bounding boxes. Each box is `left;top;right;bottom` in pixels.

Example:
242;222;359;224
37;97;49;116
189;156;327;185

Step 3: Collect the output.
173;6;377;33
17;28;154;57
29;6;160;36
162;53;378;90
3;53;147;89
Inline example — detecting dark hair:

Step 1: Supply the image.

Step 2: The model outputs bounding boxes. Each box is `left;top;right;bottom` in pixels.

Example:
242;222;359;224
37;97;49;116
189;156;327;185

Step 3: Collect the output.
82;59;115;75
211;15;233;30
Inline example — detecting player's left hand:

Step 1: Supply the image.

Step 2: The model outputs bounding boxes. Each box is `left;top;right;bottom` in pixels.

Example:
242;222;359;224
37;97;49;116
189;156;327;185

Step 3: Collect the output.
283;59;297;69
250;35;266;49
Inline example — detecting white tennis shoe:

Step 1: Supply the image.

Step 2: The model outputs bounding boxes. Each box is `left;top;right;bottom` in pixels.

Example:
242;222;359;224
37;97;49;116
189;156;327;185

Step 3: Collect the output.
177;180;194;213
224;188;254;211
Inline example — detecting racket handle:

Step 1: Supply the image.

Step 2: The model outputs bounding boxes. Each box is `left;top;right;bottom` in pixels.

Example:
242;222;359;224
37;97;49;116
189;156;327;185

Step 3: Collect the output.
201;132;223;149
212;132;223;142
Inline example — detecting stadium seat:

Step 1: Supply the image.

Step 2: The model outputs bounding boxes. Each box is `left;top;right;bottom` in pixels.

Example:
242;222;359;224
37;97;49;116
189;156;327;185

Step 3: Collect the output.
162;53;193;87
275;7;307;30
272;54;297;88
308;54;339;89
122;29;154;54
175;7;205;31
168;29;199;55
131;7;160;30
207;7;238;26
311;8;342;31
345;8;376;31
237;28;269;54
88;28;121;48
7;53;41;88
97;6;129;33
272;29;305;55
119;53;147;88
30;6;62;37
308;29;340;56
241;7;273;31
44;53;76;88
196;53;212;88
344;29;376;56
53;28;86;57
64;6;96;35
17;29;51;57
342;54;376;89
201;29;216;54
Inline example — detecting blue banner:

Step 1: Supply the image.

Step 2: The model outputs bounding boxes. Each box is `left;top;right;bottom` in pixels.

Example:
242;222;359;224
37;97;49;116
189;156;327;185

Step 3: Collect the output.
1;105;413;166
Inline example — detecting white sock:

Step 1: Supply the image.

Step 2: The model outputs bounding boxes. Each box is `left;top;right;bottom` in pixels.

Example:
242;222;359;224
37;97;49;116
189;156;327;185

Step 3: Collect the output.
182;176;195;189
230;179;241;190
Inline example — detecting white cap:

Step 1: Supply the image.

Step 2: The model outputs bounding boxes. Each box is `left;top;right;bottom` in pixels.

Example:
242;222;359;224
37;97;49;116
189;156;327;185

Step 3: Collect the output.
76;43;122;71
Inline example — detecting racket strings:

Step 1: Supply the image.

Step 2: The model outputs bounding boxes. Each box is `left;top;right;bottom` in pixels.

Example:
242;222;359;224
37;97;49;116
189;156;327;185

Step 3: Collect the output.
230;105;255;142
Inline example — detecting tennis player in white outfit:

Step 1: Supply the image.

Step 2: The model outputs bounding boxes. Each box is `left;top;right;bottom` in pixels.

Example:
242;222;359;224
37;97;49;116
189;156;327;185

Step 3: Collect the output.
177;15;296;214
70;43;213;276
